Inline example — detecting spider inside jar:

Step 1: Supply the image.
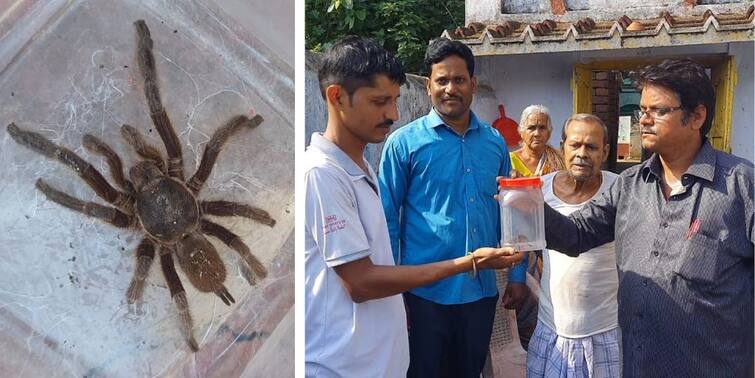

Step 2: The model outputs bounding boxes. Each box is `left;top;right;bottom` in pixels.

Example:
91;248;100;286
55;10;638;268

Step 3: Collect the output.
6;20;275;352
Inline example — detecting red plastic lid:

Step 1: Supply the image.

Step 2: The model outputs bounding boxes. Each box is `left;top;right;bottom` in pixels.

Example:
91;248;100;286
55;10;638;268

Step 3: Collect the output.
498;177;541;187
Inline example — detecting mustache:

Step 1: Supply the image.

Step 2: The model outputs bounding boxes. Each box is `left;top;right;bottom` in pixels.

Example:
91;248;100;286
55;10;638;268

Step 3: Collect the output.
377;119;394;128
642;126;656;134
441;95;462;102
570;157;593;167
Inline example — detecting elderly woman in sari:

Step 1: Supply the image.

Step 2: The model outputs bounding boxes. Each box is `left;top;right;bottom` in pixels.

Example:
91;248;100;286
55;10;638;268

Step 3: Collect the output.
509;105;565;177
503;104;565;350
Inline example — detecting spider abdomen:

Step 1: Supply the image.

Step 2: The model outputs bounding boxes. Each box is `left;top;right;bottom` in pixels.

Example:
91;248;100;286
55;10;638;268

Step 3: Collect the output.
175;233;227;292
136;178;199;242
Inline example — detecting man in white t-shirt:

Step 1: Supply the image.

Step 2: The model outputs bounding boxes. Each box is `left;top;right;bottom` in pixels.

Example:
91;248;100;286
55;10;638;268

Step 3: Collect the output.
305;36;524;378
526;114;621;377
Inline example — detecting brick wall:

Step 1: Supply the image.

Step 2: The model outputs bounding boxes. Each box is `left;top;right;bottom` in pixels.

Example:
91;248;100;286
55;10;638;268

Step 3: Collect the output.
591;70;620;171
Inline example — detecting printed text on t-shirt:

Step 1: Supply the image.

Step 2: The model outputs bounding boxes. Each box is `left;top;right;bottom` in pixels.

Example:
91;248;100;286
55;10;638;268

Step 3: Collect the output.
323;214;346;235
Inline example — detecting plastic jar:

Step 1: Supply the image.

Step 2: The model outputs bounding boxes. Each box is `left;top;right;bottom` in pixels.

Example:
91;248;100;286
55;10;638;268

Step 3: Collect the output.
497;177;546;251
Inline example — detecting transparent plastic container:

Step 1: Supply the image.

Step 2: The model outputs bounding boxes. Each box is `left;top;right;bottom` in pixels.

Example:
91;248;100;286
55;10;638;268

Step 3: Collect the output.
498;177;546;251
0;1;293;376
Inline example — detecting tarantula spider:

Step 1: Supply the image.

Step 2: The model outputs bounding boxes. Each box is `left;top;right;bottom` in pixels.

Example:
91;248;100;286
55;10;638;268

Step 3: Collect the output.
6;20;275;352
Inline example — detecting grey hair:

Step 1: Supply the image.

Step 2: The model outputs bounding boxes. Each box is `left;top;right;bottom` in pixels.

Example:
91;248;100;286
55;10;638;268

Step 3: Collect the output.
518;104;552;134
560;113;610;146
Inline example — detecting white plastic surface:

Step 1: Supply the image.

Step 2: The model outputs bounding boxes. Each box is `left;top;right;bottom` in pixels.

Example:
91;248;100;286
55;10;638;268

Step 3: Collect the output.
0;1;293;377
498;185;546;252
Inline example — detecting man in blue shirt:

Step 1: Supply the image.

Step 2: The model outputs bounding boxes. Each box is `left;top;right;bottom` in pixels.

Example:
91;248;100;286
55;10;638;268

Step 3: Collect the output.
379;38;517;377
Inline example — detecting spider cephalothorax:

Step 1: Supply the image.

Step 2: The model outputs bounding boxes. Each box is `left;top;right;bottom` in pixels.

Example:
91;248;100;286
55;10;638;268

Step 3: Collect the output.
6;20;275;352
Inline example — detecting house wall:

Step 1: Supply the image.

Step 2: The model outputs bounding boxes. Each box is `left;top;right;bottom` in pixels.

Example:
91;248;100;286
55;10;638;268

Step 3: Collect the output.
475;41;754;162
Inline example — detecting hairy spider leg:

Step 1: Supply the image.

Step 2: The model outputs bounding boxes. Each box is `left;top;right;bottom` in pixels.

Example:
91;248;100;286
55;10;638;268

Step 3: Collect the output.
134;20;184;181
7;123;131;208
159;249;199;352
35;179;134;227
126;238;156;303
82;134;134;194
200;219;268;285
200;200;276;227
120;124;166;173
186;115;264;194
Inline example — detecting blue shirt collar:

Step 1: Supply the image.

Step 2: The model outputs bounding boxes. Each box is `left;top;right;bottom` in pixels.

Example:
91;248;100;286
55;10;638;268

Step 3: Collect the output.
425;108;481;132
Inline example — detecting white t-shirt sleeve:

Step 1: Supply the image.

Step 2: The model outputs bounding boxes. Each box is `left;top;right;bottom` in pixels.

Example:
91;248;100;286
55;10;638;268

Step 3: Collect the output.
305;166;371;268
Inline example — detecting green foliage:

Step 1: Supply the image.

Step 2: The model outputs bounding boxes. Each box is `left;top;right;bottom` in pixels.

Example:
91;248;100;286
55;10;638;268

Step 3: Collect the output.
306;0;465;75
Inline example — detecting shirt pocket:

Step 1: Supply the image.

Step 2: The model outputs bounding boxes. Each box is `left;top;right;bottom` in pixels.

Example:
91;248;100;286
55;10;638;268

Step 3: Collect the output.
672;233;720;287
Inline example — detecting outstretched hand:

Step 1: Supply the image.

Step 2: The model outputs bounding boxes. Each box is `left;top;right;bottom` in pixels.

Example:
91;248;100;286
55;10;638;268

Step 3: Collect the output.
473;247;525;270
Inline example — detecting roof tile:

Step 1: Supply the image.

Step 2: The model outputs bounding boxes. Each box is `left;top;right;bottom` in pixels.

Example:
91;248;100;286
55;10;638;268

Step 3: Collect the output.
442;6;754;54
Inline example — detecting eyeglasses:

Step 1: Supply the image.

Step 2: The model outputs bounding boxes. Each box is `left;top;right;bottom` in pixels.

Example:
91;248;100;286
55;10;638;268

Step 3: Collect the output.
634;107;683;120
